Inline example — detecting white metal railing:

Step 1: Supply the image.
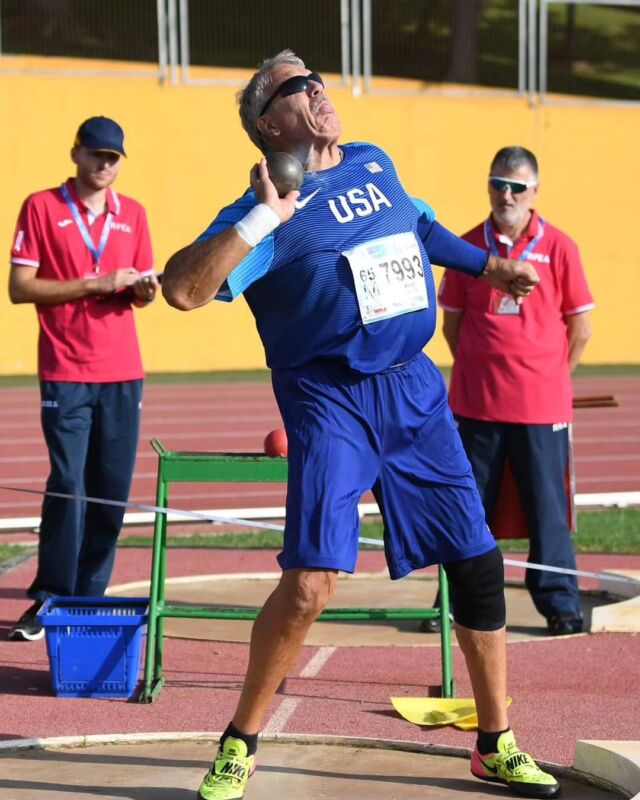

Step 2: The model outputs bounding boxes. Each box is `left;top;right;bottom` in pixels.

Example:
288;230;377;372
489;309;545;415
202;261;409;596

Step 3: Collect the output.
0;0;637;104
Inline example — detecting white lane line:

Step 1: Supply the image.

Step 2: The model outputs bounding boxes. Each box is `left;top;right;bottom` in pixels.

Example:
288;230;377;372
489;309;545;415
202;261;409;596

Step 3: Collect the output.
261;697;302;736
262;646;337;735
299;646;338;678
0;426;279;440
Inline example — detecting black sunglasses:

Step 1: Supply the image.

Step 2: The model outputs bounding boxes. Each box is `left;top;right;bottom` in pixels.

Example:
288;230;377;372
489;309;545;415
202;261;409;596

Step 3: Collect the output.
489;176;537;194
260;71;324;116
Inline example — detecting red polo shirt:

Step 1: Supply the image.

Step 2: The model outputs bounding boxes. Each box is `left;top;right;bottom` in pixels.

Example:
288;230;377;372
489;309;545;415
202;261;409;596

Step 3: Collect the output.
437;211;594;423
10;179;153;382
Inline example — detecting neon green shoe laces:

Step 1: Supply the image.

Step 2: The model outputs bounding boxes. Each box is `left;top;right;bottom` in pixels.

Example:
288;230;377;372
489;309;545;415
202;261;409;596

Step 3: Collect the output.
198;736;256;800
472;730;560;798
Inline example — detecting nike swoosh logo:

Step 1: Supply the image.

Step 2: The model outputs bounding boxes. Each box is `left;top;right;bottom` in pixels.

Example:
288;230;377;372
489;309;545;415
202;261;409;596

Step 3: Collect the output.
294;189;320;210
57;219;73;228
480;760;498;775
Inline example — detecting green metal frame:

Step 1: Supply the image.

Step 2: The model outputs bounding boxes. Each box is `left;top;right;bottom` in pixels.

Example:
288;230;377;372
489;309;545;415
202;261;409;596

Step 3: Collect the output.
140;439;454;702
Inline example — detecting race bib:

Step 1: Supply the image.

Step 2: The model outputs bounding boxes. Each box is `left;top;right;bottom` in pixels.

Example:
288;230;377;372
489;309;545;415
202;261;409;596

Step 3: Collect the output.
343;232;428;324
492;293;521;315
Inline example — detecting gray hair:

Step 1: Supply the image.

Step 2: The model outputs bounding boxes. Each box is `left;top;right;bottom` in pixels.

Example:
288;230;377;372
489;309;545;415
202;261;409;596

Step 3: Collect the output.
490;146;539;179
237;49;306;154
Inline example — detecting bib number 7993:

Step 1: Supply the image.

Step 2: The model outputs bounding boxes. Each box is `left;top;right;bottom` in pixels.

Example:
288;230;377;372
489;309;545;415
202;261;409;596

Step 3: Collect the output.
344;232;429;324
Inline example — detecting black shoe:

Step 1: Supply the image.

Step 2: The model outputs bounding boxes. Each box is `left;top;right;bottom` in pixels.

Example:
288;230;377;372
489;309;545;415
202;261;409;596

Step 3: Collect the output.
547;615;583;636
8;601;45;641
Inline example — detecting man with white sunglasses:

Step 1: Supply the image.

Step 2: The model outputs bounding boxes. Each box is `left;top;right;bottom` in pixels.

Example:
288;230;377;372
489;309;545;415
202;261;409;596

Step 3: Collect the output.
438;146;594;637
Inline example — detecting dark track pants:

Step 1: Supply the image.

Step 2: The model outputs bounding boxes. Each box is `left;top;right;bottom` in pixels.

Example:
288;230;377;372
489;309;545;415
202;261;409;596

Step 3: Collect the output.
455;416;581;621
29;380;142;601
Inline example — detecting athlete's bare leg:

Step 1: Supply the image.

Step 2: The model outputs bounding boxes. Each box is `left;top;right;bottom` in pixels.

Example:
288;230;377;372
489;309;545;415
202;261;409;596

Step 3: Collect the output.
455;624;509;731
232;567;338;734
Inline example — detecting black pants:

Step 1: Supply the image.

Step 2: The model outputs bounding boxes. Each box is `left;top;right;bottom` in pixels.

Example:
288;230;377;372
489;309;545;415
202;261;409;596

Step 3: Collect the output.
456;416;580;621
29;380;142;601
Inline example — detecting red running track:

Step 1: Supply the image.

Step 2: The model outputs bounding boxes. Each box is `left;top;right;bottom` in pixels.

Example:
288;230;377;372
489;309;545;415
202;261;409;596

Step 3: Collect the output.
1;547;639;768
1;376;639;772
1;374;639;521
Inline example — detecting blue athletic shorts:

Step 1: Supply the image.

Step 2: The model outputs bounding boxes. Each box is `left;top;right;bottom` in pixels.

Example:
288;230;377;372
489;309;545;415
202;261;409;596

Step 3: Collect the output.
271;353;495;579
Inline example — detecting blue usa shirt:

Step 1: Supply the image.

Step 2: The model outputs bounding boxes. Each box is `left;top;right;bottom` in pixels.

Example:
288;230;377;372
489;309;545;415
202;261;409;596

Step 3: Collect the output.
196;142;486;373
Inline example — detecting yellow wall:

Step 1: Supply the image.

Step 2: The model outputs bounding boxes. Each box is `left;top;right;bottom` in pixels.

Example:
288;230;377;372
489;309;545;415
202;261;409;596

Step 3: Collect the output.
1;66;639;374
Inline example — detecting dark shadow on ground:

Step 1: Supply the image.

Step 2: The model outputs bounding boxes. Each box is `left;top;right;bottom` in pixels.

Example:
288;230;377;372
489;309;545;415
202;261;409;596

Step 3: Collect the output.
0;664;52;697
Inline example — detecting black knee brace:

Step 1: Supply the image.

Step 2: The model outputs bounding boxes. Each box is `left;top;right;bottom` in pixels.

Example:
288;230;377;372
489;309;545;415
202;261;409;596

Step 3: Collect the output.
443;546;506;631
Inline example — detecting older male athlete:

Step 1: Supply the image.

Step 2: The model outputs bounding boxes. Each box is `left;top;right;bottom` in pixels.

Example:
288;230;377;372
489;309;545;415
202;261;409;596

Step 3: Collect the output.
163;51;560;800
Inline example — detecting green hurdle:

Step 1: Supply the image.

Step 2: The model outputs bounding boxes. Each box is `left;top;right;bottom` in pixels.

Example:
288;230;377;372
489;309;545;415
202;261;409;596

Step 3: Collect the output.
140;439;454;703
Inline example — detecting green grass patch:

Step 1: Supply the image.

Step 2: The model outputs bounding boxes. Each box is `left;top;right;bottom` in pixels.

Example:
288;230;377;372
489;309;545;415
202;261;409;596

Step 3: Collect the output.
573;364;640;376
0;362;636;386
1;509;636;569
1;364;639;388
497;508;640;554
0;544;34;566
118;509;640;555
144;370;272;384
0;370;273;387
0;375;39;387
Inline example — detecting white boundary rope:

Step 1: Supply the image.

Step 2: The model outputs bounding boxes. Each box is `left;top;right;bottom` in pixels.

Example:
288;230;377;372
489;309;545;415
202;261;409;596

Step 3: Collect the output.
0;484;638;587
0;485;285;532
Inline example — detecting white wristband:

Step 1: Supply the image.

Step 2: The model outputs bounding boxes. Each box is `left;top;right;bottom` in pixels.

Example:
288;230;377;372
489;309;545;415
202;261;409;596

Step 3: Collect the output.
234;203;280;248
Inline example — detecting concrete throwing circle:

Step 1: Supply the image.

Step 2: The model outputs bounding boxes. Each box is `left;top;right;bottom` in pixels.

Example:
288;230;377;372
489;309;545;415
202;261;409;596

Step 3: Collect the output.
0;735;621;799
111;572;608;646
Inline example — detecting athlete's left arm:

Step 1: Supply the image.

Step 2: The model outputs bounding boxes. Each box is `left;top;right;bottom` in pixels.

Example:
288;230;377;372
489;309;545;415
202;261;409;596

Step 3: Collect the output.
418;218;539;301
418;219;487;276
566;311;592;371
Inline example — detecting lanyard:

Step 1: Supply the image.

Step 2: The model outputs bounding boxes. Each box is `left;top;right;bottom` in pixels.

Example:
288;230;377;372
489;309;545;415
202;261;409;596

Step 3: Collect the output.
484;216;545;261
60;183;113;273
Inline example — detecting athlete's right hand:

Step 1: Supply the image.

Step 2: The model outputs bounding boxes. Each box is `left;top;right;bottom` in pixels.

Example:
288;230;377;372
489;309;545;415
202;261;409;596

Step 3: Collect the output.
481;255;540;303
250;159;299;224
91;268;141;294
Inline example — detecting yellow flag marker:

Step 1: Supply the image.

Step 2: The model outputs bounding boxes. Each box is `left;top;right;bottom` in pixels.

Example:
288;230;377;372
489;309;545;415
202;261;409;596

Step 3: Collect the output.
391;696;512;730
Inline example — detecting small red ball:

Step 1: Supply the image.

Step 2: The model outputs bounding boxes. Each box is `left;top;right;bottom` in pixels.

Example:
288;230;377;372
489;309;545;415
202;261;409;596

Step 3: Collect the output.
263;428;288;457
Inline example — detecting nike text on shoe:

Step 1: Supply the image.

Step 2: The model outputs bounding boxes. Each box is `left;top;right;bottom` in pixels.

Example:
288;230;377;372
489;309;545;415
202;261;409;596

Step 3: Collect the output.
471;730;560;798
197;736;256;800
8;601;44;641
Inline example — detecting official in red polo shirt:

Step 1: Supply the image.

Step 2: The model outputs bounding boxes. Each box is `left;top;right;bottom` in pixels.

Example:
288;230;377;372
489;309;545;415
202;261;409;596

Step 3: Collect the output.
8;116;158;641
438;146;594;636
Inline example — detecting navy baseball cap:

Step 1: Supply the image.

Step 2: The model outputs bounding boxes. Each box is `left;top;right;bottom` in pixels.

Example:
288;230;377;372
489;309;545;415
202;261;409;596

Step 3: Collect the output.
74;116;126;156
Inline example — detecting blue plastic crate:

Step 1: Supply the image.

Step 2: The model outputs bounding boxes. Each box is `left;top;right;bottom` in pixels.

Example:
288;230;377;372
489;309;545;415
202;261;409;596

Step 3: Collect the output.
38;596;148;698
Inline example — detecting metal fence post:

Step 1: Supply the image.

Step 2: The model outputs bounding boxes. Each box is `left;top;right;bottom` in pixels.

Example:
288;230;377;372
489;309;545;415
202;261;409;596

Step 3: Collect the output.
156;0;168;85
362;0;372;94
350;0;361;97
518;0;527;95
179;0;190;85
340;0;351;87
528;0;538;105
168;0;179;86
539;0;549;103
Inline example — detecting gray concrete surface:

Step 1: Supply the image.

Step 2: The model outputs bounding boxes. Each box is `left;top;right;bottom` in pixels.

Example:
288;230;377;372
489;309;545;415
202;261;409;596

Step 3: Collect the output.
113;573;610;646
0;738;623;799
